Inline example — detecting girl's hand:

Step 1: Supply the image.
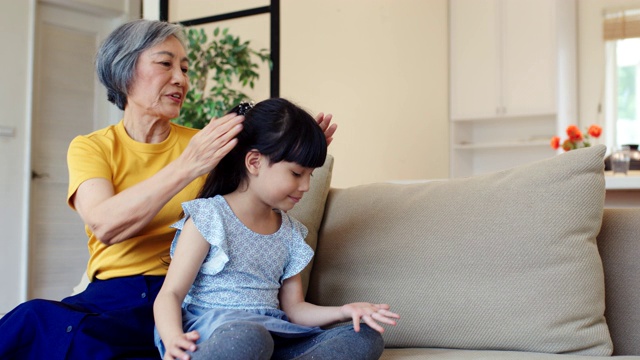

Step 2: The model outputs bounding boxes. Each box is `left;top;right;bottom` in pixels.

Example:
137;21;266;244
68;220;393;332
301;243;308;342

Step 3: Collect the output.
163;330;200;360
341;303;400;333
315;112;337;146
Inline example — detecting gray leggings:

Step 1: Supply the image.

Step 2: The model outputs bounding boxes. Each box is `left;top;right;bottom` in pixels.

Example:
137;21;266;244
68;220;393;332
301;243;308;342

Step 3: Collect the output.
189;321;384;360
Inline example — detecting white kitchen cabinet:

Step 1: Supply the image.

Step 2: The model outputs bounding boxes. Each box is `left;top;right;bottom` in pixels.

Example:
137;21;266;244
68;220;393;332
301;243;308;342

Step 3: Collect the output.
449;0;577;178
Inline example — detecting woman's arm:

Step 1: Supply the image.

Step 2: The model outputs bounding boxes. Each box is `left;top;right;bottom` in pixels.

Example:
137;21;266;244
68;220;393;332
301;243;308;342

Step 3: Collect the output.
72;113;243;245
154;218;210;360
278;274;400;333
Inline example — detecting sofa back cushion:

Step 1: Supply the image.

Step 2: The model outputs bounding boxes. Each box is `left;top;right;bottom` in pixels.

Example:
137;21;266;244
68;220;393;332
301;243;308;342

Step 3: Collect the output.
288;154;333;296
308;145;612;355
598;208;640;355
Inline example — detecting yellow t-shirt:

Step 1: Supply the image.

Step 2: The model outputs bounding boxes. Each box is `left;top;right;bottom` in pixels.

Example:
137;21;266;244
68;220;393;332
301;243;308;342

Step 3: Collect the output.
67;120;205;280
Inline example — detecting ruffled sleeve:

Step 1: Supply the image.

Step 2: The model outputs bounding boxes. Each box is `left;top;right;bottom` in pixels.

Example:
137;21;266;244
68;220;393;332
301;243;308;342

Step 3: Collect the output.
281;214;314;281
170;197;230;275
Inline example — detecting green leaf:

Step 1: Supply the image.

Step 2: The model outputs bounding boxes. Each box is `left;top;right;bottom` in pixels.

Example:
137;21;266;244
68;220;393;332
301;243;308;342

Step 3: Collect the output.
174;26;270;128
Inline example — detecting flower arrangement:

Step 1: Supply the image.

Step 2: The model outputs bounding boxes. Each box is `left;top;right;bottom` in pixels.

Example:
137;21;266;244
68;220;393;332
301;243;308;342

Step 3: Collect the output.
550;124;602;151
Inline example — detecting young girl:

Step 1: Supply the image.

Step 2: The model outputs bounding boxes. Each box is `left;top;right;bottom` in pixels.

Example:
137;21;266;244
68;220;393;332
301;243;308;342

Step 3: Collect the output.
153;98;399;360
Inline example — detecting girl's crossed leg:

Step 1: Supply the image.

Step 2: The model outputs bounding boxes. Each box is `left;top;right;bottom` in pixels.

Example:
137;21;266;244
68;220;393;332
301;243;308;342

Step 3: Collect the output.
273;324;384;360
189;321;273;360
190;321;383;360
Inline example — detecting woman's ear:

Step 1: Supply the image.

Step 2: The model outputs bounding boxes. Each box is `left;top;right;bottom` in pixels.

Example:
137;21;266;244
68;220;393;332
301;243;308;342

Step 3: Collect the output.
246;150;262;175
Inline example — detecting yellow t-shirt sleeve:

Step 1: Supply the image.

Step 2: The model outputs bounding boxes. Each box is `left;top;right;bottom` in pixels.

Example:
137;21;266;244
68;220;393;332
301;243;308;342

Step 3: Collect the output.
67;134;112;209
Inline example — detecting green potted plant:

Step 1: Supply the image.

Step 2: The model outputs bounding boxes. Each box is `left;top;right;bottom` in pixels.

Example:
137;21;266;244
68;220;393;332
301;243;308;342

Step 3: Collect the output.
174;27;271;129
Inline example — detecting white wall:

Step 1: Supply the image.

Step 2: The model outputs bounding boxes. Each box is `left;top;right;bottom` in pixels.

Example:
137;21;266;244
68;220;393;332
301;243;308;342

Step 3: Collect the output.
0;0;34;314
280;0;449;187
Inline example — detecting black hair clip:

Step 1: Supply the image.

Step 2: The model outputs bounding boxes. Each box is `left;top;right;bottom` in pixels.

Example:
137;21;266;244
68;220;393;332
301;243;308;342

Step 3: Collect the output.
236;101;254;116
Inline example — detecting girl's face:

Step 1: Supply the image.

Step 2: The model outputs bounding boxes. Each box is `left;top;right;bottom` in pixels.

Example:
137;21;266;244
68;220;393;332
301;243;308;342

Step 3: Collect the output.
126;36;188;120
252;159;314;212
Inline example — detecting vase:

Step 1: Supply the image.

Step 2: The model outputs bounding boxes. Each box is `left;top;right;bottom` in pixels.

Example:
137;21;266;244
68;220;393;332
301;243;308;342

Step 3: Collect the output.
604;144;640;171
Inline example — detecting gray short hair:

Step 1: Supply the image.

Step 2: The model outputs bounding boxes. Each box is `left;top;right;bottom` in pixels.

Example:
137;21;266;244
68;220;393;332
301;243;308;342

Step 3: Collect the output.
96;19;187;110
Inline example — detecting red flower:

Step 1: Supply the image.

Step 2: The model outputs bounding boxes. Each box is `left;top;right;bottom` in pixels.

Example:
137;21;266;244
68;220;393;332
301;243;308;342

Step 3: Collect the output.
550;124;601;152
566;125;583;141
588;124;602;138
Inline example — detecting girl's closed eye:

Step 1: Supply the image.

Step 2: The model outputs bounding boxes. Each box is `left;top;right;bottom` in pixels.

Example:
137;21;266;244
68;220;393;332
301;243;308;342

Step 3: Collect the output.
291;165;315;178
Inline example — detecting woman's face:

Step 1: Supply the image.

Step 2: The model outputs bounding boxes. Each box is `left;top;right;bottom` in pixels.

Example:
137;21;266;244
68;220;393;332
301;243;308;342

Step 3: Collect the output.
126;36;188;120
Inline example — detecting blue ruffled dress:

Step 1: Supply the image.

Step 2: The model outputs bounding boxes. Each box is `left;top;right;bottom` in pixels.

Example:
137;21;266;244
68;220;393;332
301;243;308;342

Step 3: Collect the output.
154;195;323;356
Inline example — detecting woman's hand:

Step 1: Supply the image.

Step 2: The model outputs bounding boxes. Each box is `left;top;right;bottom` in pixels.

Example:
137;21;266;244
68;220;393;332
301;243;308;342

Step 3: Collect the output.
163;330;200;360
341;303;400;333
179;112;245;178
315;112;337;146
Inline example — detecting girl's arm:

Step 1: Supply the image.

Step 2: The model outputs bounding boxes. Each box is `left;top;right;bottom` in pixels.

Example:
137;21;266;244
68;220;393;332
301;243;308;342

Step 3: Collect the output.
72;113;243;245
278;274;400;333
154;219;210;360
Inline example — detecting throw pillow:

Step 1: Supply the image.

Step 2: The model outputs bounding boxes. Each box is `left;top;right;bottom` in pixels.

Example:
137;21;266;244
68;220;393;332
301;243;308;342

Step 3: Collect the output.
307;146;612;355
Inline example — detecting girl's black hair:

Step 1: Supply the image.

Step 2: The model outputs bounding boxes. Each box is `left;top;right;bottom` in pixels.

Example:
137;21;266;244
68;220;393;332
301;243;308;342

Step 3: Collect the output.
197;98;327;199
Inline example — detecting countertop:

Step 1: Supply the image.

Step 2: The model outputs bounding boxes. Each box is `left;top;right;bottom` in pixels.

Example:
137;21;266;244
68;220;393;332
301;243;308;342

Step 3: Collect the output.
605;171;640;190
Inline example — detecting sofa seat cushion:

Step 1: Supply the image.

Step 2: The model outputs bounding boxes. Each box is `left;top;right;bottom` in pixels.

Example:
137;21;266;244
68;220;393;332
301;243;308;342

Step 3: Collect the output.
308;145;612;355
380;348;640;360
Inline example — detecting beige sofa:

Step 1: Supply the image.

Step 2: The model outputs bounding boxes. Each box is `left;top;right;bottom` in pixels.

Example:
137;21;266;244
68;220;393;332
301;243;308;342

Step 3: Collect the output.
291;145;640;359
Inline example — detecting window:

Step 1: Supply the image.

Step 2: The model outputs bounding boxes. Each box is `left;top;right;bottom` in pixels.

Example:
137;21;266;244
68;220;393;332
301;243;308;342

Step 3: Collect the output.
604;10;640;149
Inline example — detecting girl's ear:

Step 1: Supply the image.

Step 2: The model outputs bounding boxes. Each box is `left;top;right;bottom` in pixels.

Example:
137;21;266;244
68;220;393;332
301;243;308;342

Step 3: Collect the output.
246;150;262;175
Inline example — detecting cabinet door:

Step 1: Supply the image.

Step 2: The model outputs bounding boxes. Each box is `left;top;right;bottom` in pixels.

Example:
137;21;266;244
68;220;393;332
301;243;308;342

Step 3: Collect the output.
501;0;556;116
450;0;501;120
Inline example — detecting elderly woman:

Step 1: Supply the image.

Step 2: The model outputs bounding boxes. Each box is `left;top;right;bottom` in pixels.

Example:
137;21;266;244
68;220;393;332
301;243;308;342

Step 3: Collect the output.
0;19;335;359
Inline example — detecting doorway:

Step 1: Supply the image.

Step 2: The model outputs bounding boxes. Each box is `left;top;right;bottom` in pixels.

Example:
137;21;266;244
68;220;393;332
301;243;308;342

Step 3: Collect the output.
28;2;132;300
